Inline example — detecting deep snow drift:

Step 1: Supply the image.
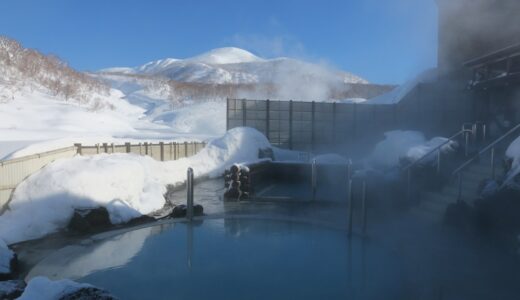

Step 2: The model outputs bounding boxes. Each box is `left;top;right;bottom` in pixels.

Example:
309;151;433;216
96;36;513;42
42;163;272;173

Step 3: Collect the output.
0;127;271;245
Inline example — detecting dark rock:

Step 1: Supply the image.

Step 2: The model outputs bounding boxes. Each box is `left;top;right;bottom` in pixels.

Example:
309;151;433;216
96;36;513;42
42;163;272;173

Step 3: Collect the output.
0;250;18;281
68;207;112;233
59;287;117;300
125;215;155;227
194;204;204;216
170;204;187;218
163;184;176;203
0;280;25;299
170;204;203;218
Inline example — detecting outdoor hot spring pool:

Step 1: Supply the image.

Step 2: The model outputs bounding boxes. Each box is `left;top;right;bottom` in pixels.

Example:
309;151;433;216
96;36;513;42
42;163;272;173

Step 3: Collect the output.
25;217;405;300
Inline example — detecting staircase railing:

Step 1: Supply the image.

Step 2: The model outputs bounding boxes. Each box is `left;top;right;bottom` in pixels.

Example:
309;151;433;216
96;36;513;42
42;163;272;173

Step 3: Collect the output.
452;122;520;202
403;124;474;201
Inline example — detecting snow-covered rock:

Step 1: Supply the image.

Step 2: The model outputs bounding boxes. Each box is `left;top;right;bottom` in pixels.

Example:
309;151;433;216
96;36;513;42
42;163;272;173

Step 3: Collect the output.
370;130;455;169
0;280;25;299
0;239;15;278
503;135;520;189
0;127;271;244
17;276;114;300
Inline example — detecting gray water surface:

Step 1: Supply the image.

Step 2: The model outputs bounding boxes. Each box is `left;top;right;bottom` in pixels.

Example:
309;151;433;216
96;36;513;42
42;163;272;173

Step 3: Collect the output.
27;218;404;300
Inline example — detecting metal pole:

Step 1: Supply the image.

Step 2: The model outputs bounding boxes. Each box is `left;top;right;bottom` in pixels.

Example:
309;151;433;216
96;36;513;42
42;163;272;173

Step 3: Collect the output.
311;159;317;201
457;173;462;203
347;179;353;237
436;149;441;175
482;124;487;143
361;180;367;236
187;167;194;221
407;169;412;202
490;146;495;180
464;131;469;157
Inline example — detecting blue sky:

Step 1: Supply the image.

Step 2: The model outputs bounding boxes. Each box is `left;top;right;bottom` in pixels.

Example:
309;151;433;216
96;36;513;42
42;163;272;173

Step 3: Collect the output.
0;0;437;84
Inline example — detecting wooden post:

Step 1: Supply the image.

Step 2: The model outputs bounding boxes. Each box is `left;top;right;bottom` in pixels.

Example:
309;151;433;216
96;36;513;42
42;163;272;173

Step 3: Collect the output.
242;99;246;127
96;143;100;154
170;142;173;160
226;98;230;131
174;143;177;160
74;143;82;155
160;142;164;161
144;142;149;155
111;143;115;153
125;142;131;153
139;143;142;155
103;143;108;153
184;141;188;157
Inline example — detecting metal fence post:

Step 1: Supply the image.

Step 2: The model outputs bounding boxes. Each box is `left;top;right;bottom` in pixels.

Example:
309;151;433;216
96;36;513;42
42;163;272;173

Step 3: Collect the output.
289;100;293;150
187;167;194;221
311;159;317;201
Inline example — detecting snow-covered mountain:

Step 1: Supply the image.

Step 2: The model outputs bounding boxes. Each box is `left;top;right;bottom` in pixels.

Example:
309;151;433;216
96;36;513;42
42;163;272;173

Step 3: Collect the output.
99;47;368;85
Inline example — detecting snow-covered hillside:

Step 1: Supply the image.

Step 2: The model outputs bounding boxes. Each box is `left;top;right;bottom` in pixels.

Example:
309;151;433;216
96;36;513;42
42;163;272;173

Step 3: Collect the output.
100;47;368;85
0;37;225;159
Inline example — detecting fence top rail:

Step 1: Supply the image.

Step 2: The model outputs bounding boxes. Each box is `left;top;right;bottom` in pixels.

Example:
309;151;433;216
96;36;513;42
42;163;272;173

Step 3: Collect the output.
0;146;77;166
1;141;208;165
452;122;520;176
80;141;206;148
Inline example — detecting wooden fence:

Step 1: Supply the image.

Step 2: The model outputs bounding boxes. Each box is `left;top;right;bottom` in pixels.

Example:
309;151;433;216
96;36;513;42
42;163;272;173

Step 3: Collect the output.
0;141;206;210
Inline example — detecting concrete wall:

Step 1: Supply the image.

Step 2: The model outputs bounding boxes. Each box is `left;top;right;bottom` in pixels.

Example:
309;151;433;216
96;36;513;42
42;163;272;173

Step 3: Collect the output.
0;141;206;210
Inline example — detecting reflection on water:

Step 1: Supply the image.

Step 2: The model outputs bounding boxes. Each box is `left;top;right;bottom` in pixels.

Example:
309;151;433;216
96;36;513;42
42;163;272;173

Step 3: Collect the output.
26;224;169;281
27;218;402;300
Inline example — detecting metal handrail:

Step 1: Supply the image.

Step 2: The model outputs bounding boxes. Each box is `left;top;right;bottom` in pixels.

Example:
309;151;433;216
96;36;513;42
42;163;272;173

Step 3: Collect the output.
452;122;520;177
402;128;472;173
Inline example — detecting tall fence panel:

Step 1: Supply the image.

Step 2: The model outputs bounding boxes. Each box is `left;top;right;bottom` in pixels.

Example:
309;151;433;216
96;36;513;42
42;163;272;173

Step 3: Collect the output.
0;141;207;210
227;86;478;152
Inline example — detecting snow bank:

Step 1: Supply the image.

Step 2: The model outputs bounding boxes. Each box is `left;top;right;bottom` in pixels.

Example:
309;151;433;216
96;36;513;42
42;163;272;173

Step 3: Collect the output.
503;135;520;188
368;69;437;104
17;277;93;300
406;137;458;163
0;239;14;274
370;131;426;168
0;127;270;244
370;130;455;168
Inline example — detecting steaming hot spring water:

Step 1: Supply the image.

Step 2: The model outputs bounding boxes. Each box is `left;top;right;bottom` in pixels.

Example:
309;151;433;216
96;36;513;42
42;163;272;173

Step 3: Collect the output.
16;160;520;300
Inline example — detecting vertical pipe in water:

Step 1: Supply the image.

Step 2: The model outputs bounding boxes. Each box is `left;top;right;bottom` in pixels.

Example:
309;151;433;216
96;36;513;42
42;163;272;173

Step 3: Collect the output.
311;159;317;201
436;149;441;175
491;146;496;180
361;180;367;236
187;167;194;221
347;179;353;237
